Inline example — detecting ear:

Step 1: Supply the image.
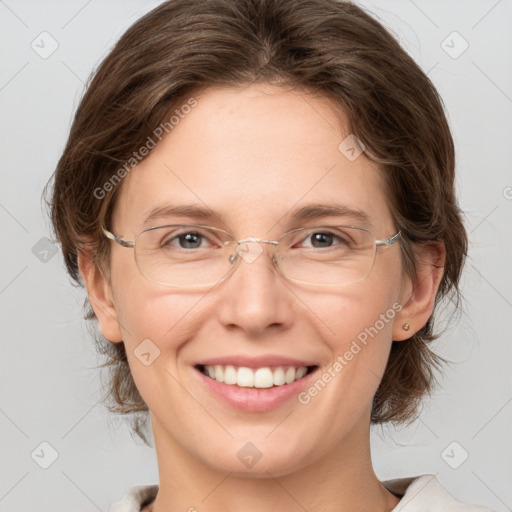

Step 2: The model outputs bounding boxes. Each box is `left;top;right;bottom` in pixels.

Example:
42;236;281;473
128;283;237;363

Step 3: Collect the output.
393;241;445;341
77;248;123;343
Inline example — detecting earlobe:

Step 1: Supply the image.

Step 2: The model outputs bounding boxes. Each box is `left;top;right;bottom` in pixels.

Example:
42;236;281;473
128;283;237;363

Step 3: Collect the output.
393;241;445;341
77;248;123;343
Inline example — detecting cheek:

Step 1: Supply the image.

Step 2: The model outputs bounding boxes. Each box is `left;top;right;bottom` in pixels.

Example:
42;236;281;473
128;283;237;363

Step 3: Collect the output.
110;247;197;345
115;285;201;350
112;288;204;414
313;269;401;350
109;255;203;393
305;268;402;403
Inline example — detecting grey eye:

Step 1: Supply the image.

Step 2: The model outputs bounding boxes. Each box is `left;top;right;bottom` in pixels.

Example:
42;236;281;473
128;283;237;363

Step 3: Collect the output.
161;230;211;249
300;231;350;249
176;232;204;249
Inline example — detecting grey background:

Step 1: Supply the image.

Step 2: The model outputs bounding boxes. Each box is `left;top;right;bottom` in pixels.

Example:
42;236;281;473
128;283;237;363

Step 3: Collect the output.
1;0;511;510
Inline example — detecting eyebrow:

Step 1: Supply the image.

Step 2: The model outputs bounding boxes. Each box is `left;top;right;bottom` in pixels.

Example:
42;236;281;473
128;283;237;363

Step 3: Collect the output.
142;204;224;227
291;203;371;227
141;202;372;229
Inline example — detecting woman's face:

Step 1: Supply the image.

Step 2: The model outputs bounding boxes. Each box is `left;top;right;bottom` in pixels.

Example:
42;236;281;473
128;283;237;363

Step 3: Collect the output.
103;84;409;476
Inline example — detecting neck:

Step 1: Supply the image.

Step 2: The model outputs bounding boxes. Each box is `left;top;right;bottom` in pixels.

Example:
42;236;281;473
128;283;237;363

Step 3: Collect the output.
145;416;400;512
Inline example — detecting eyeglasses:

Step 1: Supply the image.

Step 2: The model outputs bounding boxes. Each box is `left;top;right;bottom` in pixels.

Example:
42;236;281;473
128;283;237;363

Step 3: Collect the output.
102;224;401;289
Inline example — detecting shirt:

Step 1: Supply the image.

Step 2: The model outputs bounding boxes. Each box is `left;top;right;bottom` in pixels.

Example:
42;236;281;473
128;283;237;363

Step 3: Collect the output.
109;474;495;511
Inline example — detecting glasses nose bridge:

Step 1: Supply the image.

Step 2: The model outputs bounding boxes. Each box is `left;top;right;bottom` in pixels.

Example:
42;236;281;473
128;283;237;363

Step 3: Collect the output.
236;237;280;257
237;236;279;246
230;236;280;268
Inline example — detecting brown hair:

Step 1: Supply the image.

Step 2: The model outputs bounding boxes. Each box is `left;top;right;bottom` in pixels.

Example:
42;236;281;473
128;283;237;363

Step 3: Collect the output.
45;0;467;444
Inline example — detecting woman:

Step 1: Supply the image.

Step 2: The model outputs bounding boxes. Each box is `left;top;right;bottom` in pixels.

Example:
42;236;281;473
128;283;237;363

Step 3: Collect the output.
46;0;494;510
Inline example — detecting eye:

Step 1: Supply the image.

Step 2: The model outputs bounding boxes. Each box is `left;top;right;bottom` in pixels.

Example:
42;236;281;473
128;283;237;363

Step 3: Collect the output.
174;232;205;249
161;229;218;250
299;230;351;249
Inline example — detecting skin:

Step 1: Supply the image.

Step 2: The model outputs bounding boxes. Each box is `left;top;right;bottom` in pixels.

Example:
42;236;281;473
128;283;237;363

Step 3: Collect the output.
79;83;444;512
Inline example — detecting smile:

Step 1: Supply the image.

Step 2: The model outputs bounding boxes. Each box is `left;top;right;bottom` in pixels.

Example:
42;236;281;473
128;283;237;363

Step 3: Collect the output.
193;358;319;412
197;364;315;388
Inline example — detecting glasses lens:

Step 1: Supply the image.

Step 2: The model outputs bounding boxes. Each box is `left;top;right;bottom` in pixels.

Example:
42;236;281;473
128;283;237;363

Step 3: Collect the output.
132;224;378;288
277;226;376;286
134;225;234;287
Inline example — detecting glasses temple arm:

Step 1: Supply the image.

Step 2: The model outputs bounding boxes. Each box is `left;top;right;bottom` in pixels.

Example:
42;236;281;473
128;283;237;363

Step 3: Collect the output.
102;227;135;248
375;230;401;247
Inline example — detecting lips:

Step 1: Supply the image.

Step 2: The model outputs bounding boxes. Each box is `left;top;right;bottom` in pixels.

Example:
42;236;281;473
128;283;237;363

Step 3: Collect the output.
193;355;319;412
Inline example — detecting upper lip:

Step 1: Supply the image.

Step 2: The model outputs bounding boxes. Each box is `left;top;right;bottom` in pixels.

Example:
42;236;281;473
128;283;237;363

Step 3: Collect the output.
194;355;318;369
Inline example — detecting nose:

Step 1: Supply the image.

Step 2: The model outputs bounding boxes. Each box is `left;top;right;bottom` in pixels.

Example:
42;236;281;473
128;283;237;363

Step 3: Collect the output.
215;239;294;337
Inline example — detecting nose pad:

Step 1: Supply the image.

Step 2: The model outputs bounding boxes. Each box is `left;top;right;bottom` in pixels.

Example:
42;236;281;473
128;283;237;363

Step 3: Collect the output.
236;238;265;264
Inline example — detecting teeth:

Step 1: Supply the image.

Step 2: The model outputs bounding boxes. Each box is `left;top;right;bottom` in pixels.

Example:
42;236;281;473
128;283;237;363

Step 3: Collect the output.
201;365;310;388
224;365;237;385
214;365;224;383
254;368;273;388
273;367;285;386
237;367;254;387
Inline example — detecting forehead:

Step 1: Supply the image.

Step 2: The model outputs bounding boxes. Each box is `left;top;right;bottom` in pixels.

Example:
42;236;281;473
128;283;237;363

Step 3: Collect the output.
112;84;393;235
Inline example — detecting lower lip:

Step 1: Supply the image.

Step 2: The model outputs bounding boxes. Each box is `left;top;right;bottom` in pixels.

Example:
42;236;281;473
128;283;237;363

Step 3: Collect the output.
194;367;318;412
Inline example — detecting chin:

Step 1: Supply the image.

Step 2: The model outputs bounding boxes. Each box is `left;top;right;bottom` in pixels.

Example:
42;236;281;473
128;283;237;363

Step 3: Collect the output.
195;433;317;478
